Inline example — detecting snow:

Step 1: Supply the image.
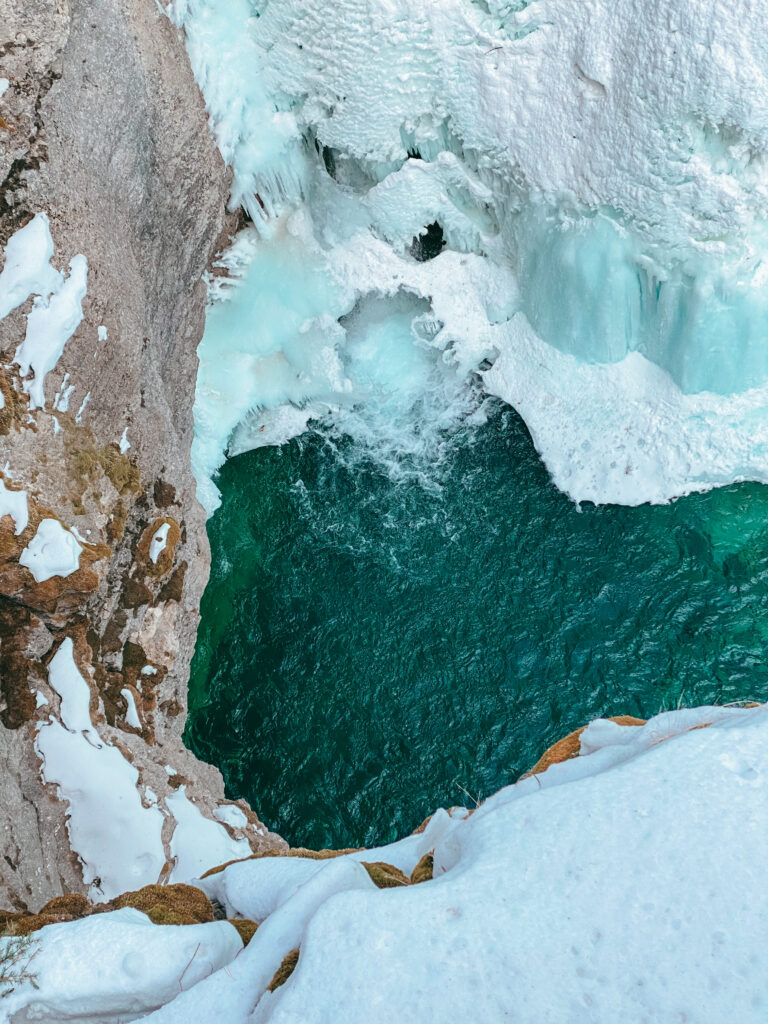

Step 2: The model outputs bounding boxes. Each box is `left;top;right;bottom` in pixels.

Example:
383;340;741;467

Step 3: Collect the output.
0;78;9;98
142;664;158;675
4;704;766;1020
35;639;165;901
0;908;243;1022
177;0;768;508
0;214;88;409
119;426;130;453
53;372;75;412
166;786;252;883
0;477;28;534
15;256;88;410
19;518;82;583
98;324;108;341
28;704;752;1022
47;638;98;742
75;389;90;423
0;213;59;320
214;804;249;829
121;687;141;729
141;858;376;1024
149;522;171;564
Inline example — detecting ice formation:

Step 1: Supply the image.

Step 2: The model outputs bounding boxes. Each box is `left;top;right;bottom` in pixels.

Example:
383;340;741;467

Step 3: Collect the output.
167;0;768;509
6;705;768;1021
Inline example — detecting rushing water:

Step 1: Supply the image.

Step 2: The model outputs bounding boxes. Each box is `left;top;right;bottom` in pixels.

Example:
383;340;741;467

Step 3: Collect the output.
186;402;768;850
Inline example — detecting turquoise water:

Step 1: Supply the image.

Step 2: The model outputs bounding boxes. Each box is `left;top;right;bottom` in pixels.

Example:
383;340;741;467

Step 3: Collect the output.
186;402;768;849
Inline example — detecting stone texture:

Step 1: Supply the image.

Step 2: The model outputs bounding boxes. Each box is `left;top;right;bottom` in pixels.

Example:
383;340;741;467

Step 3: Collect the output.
0;0;284;912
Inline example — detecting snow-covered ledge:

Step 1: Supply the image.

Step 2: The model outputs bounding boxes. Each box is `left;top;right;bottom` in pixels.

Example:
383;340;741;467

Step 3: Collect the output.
2;705;766;1021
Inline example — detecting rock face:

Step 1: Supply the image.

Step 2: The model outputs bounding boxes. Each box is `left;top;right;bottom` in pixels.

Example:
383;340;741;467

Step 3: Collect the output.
0;0;284;912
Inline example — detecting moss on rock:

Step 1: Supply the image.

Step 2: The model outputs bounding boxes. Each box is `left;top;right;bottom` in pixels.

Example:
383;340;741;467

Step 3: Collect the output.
268;949;299;992
410;853;434;884
228;918;259;945
108;883;214;925
362;861;410;889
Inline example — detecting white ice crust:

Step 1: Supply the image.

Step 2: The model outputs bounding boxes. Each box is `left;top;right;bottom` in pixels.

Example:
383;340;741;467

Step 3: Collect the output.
176;0;768;508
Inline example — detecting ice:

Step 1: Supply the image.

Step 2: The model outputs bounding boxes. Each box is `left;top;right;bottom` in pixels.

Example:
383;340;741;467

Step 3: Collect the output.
483;313;768;505
175;0;768;508
0;78;9;98
0;477;28;535
166;786;252;882
119;427;131;453
0;908;243;1022
19;518;82;583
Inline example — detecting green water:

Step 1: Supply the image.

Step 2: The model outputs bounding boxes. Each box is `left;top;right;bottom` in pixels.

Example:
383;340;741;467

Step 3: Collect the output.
186;402;768;849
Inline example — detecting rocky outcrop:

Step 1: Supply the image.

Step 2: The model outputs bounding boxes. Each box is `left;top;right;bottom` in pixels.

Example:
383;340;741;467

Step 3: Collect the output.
0;0;283;912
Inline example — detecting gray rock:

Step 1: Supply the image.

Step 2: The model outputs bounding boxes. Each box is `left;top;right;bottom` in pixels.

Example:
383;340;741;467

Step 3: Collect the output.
0;0;283;912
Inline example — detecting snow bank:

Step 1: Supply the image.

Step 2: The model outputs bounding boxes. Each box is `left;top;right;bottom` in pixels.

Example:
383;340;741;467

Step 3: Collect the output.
2;704;764;1020
251;705;768;1023
0;908;242;1022
19;518;82;583
176;0;768;507
141;858;376;1024
28;704;763;1022
35;640;165;901
167;786;251;883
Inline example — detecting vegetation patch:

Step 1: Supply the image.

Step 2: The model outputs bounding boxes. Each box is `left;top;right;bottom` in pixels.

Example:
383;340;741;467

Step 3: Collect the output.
268;949;299;992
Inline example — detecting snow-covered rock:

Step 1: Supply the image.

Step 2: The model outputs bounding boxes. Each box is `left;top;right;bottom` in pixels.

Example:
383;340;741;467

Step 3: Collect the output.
7;706;767;1022
0;908;242;1022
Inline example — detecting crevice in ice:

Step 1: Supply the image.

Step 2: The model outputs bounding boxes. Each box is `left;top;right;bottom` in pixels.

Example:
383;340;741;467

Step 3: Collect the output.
410;221;445;261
